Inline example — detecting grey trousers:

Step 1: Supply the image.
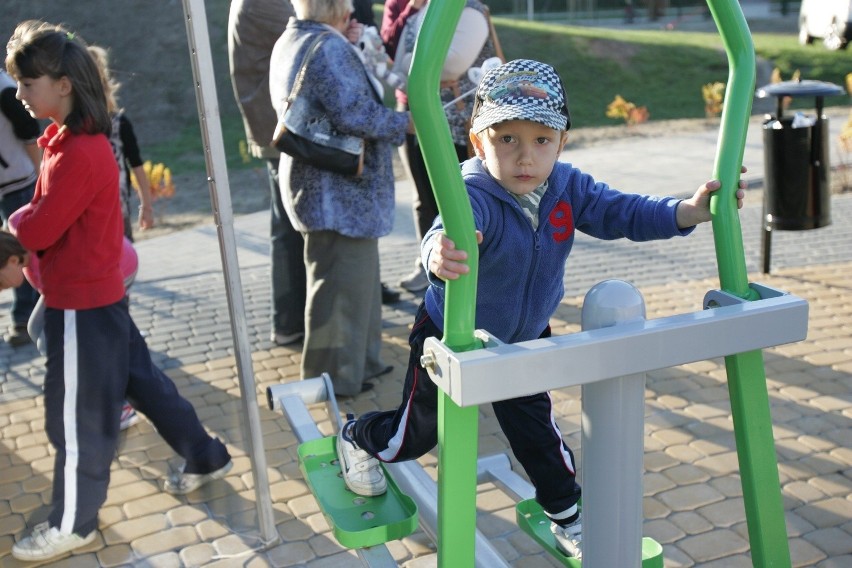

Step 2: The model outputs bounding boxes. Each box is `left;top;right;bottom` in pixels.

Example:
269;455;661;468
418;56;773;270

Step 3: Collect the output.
301;230;388;396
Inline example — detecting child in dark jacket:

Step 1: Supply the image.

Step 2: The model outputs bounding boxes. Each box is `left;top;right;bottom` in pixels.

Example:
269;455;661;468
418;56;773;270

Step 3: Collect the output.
337;59;745;560
0;230;30;291
6;20;232;563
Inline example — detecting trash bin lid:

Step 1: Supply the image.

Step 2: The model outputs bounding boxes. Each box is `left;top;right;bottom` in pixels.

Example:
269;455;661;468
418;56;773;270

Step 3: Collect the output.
756;80;846;99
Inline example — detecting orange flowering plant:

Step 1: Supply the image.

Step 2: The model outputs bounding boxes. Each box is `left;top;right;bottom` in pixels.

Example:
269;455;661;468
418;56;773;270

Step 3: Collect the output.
840;109;852;154
131;161;175;200
834;74;852;193
605;95;649;126
702;82;725;118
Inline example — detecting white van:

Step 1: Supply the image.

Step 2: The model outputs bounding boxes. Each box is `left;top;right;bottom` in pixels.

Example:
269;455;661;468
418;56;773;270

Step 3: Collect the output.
799;0;852;50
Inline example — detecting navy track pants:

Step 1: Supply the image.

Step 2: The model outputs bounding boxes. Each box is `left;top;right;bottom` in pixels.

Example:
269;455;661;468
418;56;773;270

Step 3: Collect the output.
43;301;230;536
352;302;582;517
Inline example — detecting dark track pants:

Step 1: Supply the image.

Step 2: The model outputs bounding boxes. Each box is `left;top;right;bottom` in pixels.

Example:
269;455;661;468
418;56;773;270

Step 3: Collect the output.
353;303;582;517
43;301;230;536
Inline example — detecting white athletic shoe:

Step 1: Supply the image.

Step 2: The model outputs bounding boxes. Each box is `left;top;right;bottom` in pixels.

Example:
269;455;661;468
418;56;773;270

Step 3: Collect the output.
12;522;96;561
551;516;582;559
337;419;387;496
164;460;233;495
398;264;428;293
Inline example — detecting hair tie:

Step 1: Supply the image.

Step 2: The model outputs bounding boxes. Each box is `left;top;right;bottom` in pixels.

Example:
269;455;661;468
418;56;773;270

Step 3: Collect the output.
66;32;75;40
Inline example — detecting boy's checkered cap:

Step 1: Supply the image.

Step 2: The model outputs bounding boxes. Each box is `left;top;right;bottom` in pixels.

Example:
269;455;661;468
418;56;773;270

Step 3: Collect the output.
471;59;571;133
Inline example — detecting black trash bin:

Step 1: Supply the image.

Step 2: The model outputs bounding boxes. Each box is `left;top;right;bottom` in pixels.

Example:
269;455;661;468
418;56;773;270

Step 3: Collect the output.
755;79;846;273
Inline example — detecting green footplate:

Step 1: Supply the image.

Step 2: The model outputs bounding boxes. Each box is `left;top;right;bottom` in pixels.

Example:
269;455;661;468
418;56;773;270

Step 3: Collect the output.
516;499;663;567
298;436;418;549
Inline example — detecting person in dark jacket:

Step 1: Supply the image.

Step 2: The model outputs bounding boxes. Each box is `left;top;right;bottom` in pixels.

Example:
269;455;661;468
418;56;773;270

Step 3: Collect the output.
229;0;308;346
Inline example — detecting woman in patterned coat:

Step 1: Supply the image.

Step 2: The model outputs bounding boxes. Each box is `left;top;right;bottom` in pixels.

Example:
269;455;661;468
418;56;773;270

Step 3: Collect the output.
270;0;413;397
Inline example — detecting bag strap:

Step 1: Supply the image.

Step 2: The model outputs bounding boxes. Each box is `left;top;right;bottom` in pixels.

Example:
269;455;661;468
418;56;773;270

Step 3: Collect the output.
483;6;506;63
287;32;332;103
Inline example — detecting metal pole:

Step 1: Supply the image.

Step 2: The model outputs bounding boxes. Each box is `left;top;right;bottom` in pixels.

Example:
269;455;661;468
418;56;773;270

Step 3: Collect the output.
580;280;646;568
706;1;792;566
181;0;279;547
408;1;482;566
707;0;756;301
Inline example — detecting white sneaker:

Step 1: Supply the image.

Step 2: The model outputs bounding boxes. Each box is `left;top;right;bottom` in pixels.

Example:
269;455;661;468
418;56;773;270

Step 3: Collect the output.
551;516;582;559
164;460;233;495
12;522;96;561
119;402;140;430
337;419;387;496
399;265;428;293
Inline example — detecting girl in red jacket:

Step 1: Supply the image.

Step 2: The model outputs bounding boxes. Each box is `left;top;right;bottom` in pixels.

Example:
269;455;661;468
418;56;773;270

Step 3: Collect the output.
6;20;232;562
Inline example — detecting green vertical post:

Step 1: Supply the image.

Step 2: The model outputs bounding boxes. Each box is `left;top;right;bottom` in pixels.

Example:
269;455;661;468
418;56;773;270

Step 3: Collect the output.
706;1;791;566
407;1;483;567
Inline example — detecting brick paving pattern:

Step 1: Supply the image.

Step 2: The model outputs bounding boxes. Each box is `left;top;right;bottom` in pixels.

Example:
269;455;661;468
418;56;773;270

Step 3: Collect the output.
2;116;851;565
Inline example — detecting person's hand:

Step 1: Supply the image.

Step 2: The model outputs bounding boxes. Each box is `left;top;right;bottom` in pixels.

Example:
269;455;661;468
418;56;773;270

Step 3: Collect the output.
429;230;483;281
676;166;747;228
409;0;427;9
345;18;364;44
138;205;154;230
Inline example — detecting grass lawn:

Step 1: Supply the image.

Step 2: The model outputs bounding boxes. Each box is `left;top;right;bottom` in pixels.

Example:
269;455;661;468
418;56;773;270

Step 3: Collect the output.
491;17;850;128
146;12;850;173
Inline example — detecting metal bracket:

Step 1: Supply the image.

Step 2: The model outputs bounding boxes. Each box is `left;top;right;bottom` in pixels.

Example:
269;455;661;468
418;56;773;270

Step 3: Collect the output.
703;282;788;309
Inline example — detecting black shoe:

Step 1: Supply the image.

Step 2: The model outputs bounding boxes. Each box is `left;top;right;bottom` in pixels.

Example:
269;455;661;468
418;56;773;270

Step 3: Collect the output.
4;324;31;348
337;382;374;399
365;365;394;382
381;283;400;304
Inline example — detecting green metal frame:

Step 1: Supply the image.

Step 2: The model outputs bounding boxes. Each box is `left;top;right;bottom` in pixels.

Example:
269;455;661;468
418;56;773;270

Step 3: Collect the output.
706;1;792;566
407;1;792;566
407;1;479;565
516;499;664;567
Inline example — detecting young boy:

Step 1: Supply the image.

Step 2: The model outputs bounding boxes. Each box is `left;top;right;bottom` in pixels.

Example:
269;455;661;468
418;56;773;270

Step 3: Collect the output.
0;230;30;292
336;59;745;559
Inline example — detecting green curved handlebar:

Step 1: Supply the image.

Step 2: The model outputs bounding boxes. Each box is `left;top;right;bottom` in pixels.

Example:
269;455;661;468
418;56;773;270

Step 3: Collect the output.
706;0;759;300
407;0;481;352
407;3;481;566
708;4;792;567
408;2;786;567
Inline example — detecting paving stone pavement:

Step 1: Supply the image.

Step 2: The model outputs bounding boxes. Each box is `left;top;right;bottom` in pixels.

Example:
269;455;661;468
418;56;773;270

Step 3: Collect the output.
1;112;851;566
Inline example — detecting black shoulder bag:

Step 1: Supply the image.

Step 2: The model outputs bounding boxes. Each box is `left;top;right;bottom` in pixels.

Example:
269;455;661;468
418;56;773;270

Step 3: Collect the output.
272;32;365;176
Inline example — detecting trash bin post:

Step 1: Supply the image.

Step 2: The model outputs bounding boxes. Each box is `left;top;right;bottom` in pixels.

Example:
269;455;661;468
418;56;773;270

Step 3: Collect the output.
755;80;846;273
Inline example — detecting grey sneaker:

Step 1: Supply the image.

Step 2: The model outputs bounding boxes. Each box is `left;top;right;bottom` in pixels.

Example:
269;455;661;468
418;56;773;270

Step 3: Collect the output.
399;265;428;293
164;460;233;495
271;331;304;346
12;522;96;561
337;419;386;496
4;323;32;348
551;516;582;559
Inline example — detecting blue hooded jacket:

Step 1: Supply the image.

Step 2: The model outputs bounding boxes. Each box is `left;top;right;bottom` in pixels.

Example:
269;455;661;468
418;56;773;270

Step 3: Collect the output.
422;158;694;344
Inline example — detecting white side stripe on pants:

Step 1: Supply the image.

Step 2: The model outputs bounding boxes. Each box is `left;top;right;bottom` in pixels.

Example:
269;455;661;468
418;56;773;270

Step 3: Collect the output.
60;309;80;535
